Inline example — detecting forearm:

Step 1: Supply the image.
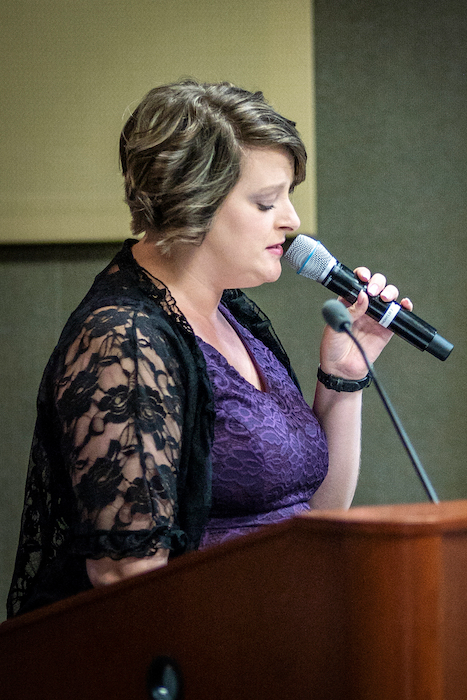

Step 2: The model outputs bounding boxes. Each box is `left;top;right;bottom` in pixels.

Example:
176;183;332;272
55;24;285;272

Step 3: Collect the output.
86;548;169;587
310;382;363;510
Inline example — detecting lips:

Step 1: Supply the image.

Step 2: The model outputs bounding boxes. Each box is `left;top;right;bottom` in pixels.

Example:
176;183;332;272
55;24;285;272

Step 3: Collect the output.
267;243;284;255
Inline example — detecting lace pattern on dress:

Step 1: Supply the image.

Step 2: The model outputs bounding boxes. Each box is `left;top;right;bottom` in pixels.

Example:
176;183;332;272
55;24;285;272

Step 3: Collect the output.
198;306;328;549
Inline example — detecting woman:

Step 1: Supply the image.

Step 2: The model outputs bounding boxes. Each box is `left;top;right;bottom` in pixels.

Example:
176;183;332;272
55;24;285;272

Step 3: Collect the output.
7;80;412;616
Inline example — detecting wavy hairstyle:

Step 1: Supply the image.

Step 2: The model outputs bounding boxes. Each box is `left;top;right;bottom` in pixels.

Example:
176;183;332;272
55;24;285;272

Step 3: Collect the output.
119;80;307;253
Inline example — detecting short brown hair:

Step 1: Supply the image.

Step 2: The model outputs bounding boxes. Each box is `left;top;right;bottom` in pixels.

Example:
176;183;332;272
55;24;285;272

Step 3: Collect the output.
120;80;307;253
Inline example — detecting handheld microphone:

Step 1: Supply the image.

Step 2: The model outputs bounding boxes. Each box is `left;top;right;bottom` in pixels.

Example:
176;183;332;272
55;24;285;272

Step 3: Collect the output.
285;235;453;361
321;298;439;503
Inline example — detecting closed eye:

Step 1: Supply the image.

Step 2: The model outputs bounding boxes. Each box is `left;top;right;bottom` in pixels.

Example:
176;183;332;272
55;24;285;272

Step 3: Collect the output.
257;203;274;211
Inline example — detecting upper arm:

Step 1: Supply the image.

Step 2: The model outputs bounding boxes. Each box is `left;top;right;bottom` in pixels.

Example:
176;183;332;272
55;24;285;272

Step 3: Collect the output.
55;305;186;558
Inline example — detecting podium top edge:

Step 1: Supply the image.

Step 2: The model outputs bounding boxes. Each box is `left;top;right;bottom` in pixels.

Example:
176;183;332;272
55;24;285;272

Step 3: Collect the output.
299;499;467;534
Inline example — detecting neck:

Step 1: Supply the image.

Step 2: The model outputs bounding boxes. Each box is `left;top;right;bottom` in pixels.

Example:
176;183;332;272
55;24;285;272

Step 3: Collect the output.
132;234;223;325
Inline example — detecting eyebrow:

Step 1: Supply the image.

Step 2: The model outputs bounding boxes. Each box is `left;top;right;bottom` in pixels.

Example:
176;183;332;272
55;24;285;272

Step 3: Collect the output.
253;182;290;196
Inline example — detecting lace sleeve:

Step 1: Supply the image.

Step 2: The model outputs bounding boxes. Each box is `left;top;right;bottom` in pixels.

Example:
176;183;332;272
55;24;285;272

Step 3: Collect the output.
55;305;186;559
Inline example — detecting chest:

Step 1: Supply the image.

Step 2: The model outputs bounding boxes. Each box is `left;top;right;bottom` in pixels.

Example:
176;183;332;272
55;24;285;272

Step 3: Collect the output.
191;312;265;391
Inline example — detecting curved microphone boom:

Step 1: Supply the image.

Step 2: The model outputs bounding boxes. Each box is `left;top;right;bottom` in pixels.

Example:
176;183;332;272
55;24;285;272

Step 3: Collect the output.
322;298;439;503
285;235;453;361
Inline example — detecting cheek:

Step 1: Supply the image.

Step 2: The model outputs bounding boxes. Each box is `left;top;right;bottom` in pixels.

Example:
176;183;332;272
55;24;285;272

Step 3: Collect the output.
236;211;270;240
211;201;269;248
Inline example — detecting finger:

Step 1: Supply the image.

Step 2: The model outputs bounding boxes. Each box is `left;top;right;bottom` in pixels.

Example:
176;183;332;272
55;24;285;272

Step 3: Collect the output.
354;266;371;284
349;289;369;318
400;297;413;311
366;273;387;297
380;284;399;302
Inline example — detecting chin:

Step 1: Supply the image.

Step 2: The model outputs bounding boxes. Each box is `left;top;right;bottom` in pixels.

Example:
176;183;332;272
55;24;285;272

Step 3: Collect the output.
266;260;283;283
241;266;282;289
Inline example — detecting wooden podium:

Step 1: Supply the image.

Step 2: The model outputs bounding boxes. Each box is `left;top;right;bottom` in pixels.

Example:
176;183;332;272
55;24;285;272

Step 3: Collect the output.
1;500;467;700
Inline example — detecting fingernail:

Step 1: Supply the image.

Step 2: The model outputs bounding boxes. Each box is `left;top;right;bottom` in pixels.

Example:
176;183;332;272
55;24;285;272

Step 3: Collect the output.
367;283;378;296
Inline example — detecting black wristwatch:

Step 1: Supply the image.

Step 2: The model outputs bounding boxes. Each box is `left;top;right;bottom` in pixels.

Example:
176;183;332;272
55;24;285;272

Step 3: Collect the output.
317;365;372;392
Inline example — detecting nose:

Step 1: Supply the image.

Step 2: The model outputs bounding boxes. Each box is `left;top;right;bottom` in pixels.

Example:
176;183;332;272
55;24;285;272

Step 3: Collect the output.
278;199;301;233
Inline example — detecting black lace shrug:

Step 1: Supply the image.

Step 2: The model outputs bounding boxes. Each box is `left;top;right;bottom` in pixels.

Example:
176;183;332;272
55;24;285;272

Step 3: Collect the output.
7;240;300;617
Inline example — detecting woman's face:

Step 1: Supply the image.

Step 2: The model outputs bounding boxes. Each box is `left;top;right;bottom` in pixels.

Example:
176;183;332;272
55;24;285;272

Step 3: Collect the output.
201;147;301;289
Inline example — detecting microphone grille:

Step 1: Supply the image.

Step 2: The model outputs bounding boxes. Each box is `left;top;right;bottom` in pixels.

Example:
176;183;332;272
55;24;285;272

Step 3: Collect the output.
285;235;336;282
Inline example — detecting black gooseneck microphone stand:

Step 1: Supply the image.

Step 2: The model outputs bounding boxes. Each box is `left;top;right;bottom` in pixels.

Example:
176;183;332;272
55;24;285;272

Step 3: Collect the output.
322;299;439;504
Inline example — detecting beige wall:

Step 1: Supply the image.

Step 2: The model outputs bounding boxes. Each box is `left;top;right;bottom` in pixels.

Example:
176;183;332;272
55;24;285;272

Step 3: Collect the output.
0;0;315;244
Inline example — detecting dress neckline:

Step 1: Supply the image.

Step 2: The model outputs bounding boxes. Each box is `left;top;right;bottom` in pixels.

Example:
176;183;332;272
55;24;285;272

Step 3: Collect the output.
196;304;269;393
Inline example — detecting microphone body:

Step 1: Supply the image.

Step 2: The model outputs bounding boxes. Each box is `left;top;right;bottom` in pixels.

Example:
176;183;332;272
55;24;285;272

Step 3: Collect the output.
285;235;453;361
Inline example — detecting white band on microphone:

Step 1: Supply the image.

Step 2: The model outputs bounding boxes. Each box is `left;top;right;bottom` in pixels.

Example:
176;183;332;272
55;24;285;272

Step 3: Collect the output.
379;301;401;328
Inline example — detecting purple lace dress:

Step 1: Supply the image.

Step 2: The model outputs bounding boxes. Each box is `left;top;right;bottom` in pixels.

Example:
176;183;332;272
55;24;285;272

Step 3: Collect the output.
198;306;328;549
